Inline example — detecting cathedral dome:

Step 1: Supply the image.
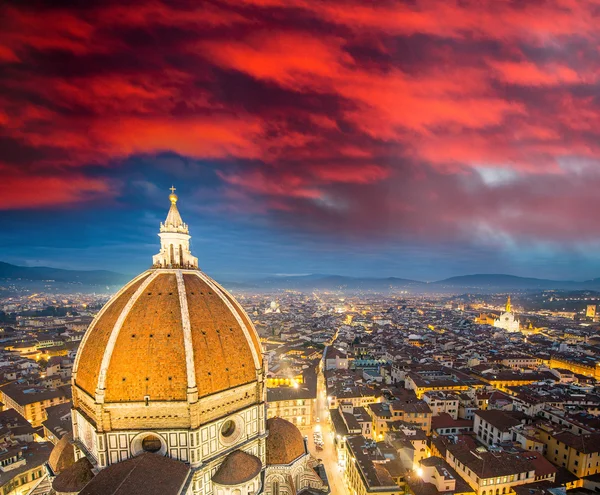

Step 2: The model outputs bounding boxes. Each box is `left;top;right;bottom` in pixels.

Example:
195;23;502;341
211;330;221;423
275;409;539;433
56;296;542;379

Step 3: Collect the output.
74;270;262;404
72;189;263;409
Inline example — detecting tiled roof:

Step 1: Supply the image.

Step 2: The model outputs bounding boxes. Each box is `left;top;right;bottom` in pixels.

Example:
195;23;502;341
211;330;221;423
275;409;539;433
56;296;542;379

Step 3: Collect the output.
48;432;74;474
52;457;95;493
212;450;262;486
447;444;534;478
74;270;263;403
552;431;600;454
77;453;189;495
266;417;306;465
474;409;524;432
431;413;473;430
75;273;151;396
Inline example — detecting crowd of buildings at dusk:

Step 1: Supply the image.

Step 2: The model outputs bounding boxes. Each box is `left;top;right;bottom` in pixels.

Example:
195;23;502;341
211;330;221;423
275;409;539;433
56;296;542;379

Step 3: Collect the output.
0;278;599;494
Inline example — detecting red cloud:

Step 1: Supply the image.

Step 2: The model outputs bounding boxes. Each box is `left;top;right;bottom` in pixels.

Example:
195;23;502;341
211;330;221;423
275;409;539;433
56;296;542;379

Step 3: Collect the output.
217;169;321;200
0;167;111;210
312;163;390;184
489;60;584;86
0;0;599;245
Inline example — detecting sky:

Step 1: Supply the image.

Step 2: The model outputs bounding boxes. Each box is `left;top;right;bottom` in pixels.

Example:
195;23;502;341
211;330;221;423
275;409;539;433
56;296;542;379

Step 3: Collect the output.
1;0;600;281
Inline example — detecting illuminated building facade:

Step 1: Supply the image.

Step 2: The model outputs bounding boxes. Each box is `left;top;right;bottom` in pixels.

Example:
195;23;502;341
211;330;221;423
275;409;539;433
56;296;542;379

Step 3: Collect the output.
492;296;520;333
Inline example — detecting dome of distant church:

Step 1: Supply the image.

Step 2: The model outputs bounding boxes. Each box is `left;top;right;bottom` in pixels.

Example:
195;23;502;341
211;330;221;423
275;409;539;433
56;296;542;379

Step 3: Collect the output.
72;189;263;410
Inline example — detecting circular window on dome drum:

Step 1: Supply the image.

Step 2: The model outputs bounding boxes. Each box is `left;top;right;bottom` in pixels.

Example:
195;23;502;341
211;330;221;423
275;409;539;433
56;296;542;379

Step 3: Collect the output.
219;416;244;446
221;420;236;438
142;435;162;453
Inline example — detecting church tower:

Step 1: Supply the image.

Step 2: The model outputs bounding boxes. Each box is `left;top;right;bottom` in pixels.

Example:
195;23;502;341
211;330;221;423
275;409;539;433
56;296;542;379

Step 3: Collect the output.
493;295;520;333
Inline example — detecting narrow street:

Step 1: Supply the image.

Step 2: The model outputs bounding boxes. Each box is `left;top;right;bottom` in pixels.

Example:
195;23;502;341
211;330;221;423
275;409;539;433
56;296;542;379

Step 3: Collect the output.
301;414;346;494
300;352;347;495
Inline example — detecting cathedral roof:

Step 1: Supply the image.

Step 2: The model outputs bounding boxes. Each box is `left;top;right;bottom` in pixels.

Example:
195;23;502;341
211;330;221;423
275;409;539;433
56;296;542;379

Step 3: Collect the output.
212;449;262;486
74;269;263;403
73;189;263;405
52;457;95;493
48;432;75;474
266;417;306;465
78;453;190;495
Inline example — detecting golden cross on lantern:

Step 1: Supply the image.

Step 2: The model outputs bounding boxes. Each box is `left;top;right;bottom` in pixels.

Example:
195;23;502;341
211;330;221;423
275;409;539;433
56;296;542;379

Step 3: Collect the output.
170;185;176;194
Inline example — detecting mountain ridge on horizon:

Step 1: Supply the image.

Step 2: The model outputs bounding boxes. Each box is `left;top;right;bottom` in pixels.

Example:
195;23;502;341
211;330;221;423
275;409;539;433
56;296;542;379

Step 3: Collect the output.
1;261;599;291
0;261;130;286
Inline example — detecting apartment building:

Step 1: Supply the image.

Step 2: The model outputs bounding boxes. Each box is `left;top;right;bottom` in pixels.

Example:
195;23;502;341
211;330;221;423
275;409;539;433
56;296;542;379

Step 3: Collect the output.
345;436;404;495
536;423;600;478
423;391;460;420
0;383;70;427
445;445;537;495
474;410;526;446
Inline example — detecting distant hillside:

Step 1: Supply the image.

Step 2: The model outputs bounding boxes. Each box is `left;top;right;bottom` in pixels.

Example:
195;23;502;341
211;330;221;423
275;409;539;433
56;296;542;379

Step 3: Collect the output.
255;274;424;290
433;273;591;290
254;273;600;291
1;261;598;292
0;261;129;286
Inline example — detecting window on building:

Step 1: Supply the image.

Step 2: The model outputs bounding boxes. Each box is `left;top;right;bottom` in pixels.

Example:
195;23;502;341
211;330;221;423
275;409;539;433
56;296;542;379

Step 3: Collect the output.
142;435;162;453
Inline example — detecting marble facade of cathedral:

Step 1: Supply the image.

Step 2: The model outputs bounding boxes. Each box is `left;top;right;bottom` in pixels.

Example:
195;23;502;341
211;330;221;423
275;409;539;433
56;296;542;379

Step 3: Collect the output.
45;190;328;495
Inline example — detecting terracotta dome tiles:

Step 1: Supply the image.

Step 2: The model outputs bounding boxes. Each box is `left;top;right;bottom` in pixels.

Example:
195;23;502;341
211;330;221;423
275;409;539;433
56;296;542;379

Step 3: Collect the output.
49;433;75;474
74;269;263;404
266;417;306;465
75;273;151;398
105;273;188;402
212;449;262;486
218;286;262;363
183;274;257;398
